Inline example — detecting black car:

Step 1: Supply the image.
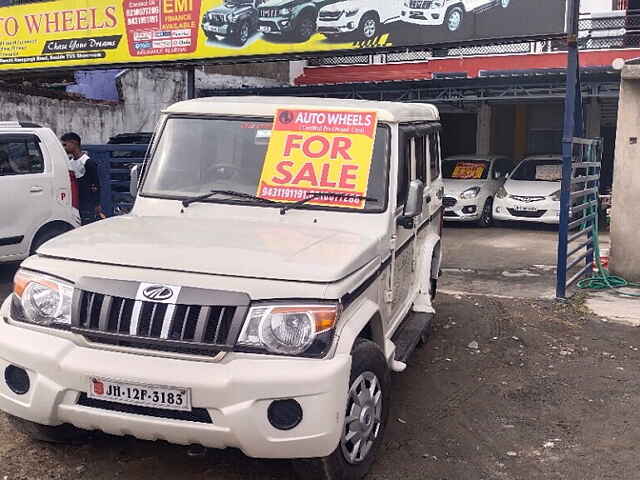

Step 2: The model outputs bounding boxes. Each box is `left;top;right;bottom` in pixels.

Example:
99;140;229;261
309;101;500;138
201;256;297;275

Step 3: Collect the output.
258;0;340;42
202;0;265;46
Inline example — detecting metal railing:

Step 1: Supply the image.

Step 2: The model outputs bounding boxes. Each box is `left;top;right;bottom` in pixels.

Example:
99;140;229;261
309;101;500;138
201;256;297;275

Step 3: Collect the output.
86;144;147;217
556;137;603;298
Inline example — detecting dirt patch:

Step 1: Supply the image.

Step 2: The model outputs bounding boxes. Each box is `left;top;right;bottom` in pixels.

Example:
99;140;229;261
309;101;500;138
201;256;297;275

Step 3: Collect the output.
2;294;640;480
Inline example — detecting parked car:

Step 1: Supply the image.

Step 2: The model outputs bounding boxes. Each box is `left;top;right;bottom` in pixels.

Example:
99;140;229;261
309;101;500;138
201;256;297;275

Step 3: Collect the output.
401;0;510;32
493;155;563;224
202;0;265;46
318;0;401;40
0;97;443;480
258;0;341;42
0;121;79;263
442;154;511;227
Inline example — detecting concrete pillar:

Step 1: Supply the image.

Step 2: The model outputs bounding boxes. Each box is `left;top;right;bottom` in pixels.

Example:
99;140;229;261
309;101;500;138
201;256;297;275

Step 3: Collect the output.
585;98;601;138
514;105;528;161
610;65;640;281
476;103;492;155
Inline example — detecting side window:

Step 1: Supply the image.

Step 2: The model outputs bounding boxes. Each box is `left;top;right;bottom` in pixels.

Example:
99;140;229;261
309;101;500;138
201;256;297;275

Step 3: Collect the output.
0;136;44;177
429;131;441;181
397;136;411;208
414;134;428;185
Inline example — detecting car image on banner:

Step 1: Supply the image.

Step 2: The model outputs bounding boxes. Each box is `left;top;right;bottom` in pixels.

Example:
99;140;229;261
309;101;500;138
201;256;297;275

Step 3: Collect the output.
0;0;567;71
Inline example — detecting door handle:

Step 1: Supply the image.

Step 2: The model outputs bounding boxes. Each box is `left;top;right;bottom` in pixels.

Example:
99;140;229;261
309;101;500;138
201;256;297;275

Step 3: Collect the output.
30;186;43;193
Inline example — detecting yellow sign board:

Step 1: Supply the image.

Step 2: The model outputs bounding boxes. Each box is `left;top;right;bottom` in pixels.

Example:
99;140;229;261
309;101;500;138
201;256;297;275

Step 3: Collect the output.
257;108;378;209
451;162;486;180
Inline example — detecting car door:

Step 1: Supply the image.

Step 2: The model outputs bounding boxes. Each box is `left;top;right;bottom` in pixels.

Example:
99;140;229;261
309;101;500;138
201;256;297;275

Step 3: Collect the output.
0;133;53;259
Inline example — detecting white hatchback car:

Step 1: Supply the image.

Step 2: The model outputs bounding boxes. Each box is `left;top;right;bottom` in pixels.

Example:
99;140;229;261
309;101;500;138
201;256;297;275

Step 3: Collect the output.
0;122;80;263
493;155;563;224
442;155;511;227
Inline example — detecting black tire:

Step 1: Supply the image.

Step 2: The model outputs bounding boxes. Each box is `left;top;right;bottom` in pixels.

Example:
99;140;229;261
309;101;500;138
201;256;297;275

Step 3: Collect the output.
358;12;379;40
293;15;317;42
231;20;250;46
30;225;69;255
430;277;438;301
292;339;390;480
476;198;494;228
444;6;464;32
7;415;87;444
205;32;218;41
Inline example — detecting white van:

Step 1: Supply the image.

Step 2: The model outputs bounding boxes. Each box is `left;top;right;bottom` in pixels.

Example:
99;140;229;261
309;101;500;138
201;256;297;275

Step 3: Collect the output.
401;0;510;32
0;97;443;480
0;122;80;263
318;0;402;40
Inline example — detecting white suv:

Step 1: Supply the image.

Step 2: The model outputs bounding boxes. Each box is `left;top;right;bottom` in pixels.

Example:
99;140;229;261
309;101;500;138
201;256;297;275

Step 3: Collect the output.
401;0;510;32
0;122;80;263
0;97;444;480
318;0;402;40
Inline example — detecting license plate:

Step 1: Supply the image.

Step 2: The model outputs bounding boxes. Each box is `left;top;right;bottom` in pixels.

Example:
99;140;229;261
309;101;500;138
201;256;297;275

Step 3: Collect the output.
513;205;537;212
88;378;191;412
259;25;271;32
209;26;225;33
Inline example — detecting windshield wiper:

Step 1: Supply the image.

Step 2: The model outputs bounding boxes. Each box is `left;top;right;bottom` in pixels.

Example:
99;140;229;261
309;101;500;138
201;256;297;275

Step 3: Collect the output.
182;190;280;208
279;192;378;215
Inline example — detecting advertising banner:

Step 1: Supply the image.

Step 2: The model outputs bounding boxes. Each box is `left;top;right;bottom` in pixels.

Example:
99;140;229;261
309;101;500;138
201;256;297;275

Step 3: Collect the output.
257;108;378;208
0;0;567;72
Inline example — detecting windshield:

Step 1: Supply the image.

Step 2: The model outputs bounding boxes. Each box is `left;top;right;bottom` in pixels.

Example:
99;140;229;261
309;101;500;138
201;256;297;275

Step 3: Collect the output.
142;116;389;212
510;159;562;182
442;159;490;180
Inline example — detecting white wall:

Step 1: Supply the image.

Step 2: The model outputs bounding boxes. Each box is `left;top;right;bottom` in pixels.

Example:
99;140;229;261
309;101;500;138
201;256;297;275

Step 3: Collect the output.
581;0;613;13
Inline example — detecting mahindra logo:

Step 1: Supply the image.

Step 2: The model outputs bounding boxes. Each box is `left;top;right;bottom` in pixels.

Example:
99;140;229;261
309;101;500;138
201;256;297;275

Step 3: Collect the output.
142;285;174;301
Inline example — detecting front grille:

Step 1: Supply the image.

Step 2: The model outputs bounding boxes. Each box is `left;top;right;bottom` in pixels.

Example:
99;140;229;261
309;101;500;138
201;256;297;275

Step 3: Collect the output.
319;10;342;21
71;280;249;356
443;196;457;208
409;0;432;8
507;208;546;218
77;394;213;423
260;8;279;17
208;13;226;24
510;195;546;203
444;211;459;217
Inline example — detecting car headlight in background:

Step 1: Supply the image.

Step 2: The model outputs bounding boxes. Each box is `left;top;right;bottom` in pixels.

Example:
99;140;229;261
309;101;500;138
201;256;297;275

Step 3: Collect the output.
280;7;291;15
237;304;340;357
496;186;509;199
345;8;359;16
433;0;444;7
460;187;481;200
12;270;73;327
550;189;561;202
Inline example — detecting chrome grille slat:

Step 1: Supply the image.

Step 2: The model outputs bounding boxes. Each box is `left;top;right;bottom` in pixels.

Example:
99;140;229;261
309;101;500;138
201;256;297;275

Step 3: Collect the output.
116;298;126;333
98;295;113;332
129;300;143;336
194;306;211;343
86;292;95;328
160;304;176;339
214;307;225;344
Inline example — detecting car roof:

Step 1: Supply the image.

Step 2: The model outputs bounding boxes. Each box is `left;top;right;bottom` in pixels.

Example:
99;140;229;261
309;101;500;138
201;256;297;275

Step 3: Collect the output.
444;154;507;161
520;154;563;162
164;96;440;123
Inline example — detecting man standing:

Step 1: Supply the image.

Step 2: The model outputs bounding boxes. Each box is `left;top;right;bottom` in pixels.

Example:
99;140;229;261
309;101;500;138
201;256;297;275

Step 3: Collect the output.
61;132;103;225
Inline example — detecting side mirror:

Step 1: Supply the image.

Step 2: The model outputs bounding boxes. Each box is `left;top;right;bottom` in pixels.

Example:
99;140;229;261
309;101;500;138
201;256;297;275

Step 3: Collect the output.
494;170;502;180
130;164;140;198
398;180;424;229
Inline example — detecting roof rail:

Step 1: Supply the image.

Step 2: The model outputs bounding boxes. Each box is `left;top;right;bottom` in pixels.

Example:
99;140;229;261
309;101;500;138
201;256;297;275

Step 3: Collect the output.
0;121;42;128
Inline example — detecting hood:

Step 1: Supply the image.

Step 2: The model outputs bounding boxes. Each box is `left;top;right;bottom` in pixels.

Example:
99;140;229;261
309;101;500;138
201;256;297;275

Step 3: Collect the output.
443;178;489;197
261;0;296;8
503;179;560;197
321;1;352;12
208;2;252;14
38;215;380;283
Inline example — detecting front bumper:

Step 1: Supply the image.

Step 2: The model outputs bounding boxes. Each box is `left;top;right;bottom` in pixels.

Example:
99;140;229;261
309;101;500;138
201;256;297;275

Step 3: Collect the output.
258;17;294;34
443;197;481;222
400;8;445;25
202;22;231;36
0;297;350;459
493;197;560;224
317;18;357;34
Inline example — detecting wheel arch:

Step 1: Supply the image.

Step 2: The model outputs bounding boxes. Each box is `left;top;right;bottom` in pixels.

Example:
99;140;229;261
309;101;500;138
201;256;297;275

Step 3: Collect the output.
30;220;75;253
335;299;385;357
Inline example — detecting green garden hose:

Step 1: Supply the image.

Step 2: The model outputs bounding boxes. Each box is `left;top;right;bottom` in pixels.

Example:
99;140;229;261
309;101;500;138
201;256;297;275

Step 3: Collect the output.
577;202;640;297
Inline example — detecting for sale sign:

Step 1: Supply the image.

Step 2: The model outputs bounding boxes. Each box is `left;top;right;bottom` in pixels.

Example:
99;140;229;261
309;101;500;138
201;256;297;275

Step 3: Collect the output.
257;109;378;209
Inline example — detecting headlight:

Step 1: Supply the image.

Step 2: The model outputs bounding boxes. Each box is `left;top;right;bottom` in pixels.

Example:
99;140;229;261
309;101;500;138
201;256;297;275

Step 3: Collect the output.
237;303;340;357
460;187;481;199
345;8;359;16
550;189;561;202
280;7;291;15
12;270;73;327
404;1;410;7
496;186;508;199
433;0;444;7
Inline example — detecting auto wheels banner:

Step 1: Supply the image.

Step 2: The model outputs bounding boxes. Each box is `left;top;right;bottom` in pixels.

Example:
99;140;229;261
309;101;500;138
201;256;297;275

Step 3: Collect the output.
0;0;567;72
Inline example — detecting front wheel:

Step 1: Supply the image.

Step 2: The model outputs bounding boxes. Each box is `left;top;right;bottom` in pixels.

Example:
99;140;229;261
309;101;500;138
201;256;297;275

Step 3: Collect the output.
444;6;464;32
359;13;379;40
476;198;494;228
231;20;251;46
292;339;390;480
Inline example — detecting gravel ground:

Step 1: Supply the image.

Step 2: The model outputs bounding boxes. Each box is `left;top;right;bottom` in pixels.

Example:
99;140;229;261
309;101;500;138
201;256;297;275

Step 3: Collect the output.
2;292;639;480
